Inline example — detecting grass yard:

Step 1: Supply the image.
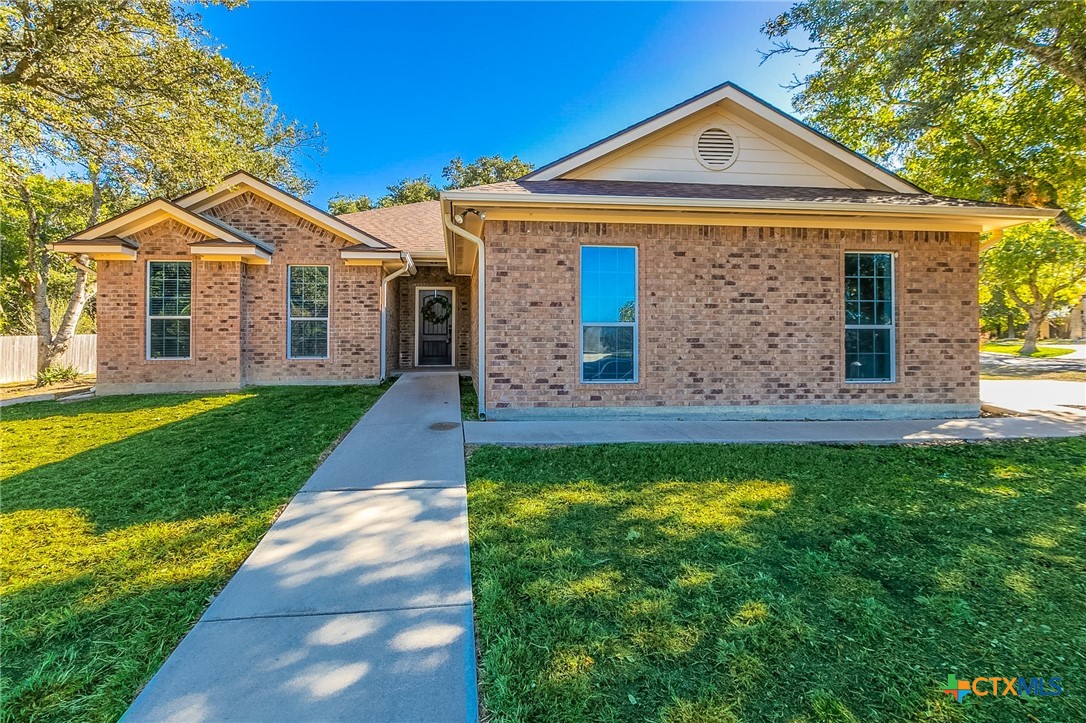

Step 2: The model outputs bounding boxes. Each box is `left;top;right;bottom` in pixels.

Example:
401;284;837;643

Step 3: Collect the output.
981;340;1076;358
468;440;1086;722
0;384;387;722
461;375;479;420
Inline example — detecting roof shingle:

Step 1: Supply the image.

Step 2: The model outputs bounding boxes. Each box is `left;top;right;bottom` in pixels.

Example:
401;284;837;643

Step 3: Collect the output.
338;201;444;253
450;179;1032;210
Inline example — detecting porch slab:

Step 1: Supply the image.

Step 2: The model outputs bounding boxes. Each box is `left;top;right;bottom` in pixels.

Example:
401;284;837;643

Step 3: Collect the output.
122;606;476;723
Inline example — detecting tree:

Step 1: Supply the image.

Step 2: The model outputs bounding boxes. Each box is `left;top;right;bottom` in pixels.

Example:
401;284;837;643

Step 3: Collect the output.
981;223;1086;354
328;194;374;215
978;284;1026;340
1;0;319;371
762;1;1086;238
0;176;100;337
377;177;440;207
442;154;534;189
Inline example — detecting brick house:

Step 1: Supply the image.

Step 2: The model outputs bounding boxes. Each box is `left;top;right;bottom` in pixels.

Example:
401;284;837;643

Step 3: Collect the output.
54;82;1054;419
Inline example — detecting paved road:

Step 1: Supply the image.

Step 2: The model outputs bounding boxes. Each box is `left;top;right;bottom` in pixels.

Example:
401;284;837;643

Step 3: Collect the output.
124;373;477;723
981;351;1086;377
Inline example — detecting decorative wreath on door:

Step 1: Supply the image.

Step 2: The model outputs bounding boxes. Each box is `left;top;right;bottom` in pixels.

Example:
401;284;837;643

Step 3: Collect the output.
421;294;452;324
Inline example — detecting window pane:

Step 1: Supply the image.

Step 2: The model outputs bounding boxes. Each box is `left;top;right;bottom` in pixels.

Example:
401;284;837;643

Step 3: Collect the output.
289;266;329;319
582;325;635;381
290;320;328;358
149;318;191;359
148;262;191;317
581;247;636;323
845;328;892;381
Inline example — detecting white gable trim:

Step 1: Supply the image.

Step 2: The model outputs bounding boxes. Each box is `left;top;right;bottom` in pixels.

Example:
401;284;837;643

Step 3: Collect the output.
67;199;254;245
175;171;389;249
524;83;921;194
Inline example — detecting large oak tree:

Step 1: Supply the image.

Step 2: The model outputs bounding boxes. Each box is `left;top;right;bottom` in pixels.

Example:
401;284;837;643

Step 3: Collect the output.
1;0;318;372
763;0;1085;237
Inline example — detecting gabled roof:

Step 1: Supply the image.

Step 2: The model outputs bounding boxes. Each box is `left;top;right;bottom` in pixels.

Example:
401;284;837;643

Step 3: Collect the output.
442;179;1057;233
62;198;260;246
337;201;444;254
523;82;922;194
173;170;390;249
448;179;1028;209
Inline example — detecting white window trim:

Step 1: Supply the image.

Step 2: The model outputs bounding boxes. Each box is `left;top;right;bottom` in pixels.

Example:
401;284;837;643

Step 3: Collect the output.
844;251;896;384
579;245;639;384
287;265;331;360
146;260;192;361
414;286;457;368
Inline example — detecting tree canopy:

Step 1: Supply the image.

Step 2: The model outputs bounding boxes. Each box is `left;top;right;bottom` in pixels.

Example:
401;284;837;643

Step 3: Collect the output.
763;0;1086;238
327;194;375;215
330;154;535;211
1;0;318;199
1;0;318;370
442;154;534;189
980;222;1086;353
377;176;441;207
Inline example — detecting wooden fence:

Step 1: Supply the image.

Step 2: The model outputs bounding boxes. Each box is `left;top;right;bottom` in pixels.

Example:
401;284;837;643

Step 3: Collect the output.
0;335;97;383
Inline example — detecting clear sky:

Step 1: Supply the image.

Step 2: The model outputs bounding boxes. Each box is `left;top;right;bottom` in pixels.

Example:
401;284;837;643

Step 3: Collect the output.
198;1;811;208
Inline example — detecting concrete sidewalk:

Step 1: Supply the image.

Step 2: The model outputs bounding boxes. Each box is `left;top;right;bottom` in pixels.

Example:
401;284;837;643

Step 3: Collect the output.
464;413;1084;446
125;373;477;723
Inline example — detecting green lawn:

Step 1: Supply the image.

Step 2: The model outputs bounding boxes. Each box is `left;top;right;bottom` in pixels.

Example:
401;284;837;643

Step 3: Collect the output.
468;440;1086;722
981;340;1076;358
0;384;387;722
460;375;479;420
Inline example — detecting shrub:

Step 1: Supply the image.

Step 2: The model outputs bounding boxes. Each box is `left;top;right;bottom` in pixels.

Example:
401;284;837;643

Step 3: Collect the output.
35;364;82;387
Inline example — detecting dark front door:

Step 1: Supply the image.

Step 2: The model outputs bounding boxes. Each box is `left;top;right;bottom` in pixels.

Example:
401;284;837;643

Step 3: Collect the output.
418;289;453;366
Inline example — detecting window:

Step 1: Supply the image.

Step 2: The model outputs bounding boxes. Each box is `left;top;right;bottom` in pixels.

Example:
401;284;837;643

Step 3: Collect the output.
147;261;191;359
844;252;895;382
581;246;637;382
288;265;329;359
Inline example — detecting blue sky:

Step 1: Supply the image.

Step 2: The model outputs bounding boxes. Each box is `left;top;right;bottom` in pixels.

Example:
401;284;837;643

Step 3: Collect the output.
198;1;811;207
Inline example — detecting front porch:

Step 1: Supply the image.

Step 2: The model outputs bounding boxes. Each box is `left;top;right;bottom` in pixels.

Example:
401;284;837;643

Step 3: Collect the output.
385;265;473;374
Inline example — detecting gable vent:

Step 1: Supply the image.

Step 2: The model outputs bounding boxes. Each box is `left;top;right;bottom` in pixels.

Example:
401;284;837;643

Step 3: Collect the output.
695;127;737;170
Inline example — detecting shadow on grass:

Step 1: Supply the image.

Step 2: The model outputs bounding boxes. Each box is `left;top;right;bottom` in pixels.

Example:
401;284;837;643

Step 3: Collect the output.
0;384;388;723
467;439;1086;722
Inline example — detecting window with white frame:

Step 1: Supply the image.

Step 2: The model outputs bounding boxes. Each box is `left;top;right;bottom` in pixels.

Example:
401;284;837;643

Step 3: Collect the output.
580;246;637;382
844;252;895;382
288;265;330;359
147;261;192;359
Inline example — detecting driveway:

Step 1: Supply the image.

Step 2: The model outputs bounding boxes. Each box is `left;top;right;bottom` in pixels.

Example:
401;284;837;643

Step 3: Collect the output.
123;373;477;722
980;378;1086;418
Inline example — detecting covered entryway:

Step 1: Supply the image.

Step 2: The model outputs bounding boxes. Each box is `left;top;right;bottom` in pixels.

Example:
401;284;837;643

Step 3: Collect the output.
416;288;454;366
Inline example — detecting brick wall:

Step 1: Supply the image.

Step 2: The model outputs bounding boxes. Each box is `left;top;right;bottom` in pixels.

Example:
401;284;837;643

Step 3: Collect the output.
97;220;243;391
482;221;980;417
391;266;471;370
96;195;383;393
206;193;381;383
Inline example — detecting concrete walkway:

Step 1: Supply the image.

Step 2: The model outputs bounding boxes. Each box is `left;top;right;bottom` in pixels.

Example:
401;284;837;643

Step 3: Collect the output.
125;373;477;723
981;379;1086;417
464;414;1084;446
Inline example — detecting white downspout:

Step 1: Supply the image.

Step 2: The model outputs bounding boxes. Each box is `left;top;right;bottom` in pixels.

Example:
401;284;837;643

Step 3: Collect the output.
443;214;485;418
380;252;416;381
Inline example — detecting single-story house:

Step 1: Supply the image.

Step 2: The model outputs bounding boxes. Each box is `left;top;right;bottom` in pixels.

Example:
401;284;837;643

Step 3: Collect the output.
54;82;1056;420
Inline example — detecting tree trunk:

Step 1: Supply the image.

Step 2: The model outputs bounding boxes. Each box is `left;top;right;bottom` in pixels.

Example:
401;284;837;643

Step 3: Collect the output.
47;256;93;367
1020;306;1046;356
1006;313;1015;338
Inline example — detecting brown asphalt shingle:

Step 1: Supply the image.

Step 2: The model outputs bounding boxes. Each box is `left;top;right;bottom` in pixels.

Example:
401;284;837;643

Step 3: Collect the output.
451;179;1033;210
338;201;444;253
